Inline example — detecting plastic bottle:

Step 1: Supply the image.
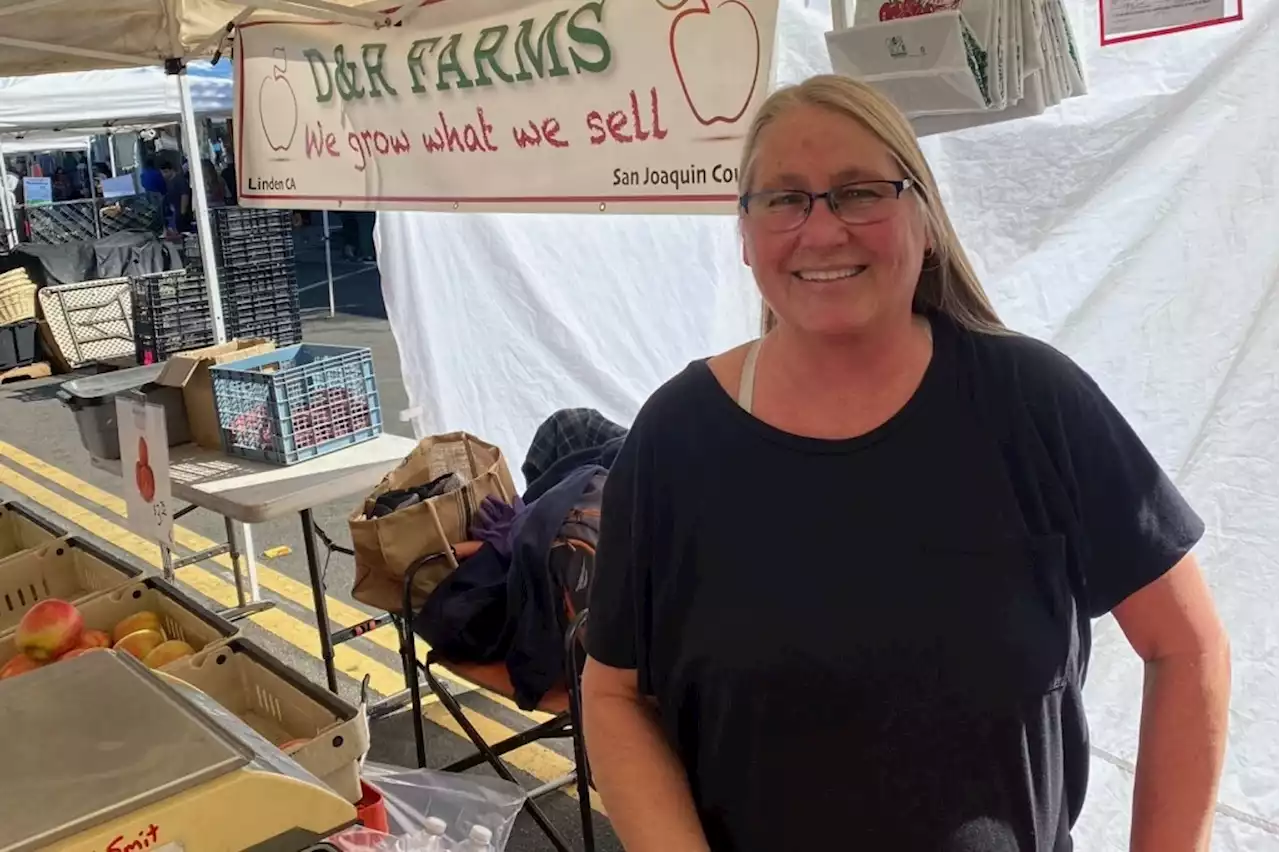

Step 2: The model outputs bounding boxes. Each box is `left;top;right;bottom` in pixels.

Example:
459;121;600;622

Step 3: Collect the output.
419;817;448;852
459;825;493;852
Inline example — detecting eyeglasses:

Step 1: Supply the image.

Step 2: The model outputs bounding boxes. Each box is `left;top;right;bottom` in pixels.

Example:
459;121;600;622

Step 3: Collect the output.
739;178;916;232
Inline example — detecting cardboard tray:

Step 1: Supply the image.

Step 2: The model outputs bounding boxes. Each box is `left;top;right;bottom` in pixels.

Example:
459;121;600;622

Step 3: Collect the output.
164;637;370;804
0;502;65;563
0;537;141;636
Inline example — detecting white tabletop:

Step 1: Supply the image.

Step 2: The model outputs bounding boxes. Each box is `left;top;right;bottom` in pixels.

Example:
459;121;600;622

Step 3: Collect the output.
92;433;417;524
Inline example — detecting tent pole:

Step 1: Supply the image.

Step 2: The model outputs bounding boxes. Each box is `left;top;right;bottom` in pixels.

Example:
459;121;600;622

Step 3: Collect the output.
173;60;227;344
832;0;850;30
84;140;101;239
0;137;16;250
323;210;335;317
107;132;118;177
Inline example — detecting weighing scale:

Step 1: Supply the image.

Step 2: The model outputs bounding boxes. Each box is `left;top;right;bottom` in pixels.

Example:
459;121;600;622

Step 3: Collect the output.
0;650;357;852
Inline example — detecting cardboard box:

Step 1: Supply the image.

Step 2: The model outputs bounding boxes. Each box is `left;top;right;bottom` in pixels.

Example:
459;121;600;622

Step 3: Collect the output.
157;339;275;450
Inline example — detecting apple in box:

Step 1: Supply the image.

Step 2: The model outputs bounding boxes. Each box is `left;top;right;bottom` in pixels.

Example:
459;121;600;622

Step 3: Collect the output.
15;599;83;662
0;654;44;680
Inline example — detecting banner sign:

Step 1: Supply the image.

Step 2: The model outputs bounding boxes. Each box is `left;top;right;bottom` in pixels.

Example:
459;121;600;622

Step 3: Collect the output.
235;0;779;214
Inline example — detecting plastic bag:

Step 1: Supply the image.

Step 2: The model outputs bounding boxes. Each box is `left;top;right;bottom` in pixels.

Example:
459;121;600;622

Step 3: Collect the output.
330;763;526;852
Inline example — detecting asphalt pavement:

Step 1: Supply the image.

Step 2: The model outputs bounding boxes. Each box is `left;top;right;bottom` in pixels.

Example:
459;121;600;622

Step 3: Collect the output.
0;221;621;851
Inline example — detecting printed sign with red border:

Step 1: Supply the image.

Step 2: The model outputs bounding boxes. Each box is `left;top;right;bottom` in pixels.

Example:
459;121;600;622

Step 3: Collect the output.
1099;0;1242;45
234;0;781;214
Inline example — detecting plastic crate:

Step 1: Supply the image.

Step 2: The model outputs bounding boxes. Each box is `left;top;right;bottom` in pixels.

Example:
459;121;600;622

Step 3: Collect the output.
223;288;299;322
186;229;295;271
131;271;217;363
72;575;235;653
211;207;293;241
224;284;301;347
0;537;142;636
229;318;303;348
219;235;296;271
0;575;237;673
210;344;382;465
222;270;298;306
163;637;370;803
0;318;38;371
0;502;65;562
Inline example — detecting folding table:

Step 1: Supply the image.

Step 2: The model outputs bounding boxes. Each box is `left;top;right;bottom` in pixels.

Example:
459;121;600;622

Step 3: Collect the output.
91;432;416;693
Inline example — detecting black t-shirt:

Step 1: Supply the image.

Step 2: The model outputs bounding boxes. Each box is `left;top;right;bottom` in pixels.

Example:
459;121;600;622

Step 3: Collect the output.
586;313;1203;852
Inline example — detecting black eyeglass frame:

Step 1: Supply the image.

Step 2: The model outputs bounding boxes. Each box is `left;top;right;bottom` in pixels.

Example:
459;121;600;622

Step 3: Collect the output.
738;178;917;230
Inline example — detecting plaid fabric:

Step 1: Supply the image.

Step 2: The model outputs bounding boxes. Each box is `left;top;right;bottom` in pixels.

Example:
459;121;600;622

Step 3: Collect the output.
522;408;627;485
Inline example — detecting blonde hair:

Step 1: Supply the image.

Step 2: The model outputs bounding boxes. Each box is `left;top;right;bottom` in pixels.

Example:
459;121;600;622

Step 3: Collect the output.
740;75;1003;334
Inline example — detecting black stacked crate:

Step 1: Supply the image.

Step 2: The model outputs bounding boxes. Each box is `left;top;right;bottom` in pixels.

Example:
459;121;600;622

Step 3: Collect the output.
131;271;216;363
183;208;302;347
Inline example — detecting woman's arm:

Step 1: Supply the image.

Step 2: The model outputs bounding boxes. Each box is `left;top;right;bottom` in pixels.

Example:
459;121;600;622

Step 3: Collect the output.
582;657;710;852
1113;553;1231;852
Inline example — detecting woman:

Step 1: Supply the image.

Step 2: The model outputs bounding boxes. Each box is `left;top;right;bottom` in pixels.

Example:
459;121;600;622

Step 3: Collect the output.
583;75;1230;852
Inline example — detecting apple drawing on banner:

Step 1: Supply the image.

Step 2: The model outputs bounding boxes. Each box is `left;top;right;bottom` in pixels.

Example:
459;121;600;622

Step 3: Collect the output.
260;47;299;153
664;0;762;127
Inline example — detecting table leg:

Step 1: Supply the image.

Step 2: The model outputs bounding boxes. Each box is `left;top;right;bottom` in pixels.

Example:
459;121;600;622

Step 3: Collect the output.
224;516;248;607
300;508;339;693
217;517;274;622
239;523;261;601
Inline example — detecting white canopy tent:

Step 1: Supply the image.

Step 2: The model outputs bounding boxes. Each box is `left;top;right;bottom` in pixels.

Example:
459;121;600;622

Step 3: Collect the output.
375;0;1278;850
0;61;232;133
0;0;383;590
0;0;398;336
0;131;94;154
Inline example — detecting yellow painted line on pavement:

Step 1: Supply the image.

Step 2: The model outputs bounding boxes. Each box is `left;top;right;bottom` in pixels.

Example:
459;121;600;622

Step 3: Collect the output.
424;702;606;815
0;441;551;721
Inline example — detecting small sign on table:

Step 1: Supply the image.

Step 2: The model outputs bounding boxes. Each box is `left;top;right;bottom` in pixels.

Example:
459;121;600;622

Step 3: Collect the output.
116;396;173;547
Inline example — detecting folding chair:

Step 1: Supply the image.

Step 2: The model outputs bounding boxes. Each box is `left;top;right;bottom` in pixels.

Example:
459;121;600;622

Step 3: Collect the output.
397;555;596;852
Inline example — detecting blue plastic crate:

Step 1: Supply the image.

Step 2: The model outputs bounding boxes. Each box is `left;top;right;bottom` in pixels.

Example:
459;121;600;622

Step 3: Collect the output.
209;343;383;465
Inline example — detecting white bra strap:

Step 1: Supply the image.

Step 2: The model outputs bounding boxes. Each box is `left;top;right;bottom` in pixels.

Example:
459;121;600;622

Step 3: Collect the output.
737;338;762;413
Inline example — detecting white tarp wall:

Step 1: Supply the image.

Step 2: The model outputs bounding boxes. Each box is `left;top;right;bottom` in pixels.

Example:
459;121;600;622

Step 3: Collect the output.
377;0;1278;849
0;61;232;132
919;1;1278;850
375;0;837;463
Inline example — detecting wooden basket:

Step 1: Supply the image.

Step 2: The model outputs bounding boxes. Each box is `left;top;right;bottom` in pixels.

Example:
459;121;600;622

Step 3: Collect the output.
0;269;37;324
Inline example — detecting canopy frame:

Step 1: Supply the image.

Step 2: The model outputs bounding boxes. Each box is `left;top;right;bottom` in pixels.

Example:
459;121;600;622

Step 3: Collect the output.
0;0;387;337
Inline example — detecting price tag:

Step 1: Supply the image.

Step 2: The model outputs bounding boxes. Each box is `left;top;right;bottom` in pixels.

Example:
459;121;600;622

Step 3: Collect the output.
115;396;173;547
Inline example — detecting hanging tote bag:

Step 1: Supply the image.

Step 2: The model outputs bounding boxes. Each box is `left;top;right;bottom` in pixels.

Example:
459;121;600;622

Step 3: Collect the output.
349;432;517;612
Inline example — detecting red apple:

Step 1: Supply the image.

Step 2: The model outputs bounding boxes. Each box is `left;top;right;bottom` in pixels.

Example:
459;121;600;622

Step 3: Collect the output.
669;0;762;127
58;647;106;662
15;599;84;662
77;629;112;650
0;654;44;680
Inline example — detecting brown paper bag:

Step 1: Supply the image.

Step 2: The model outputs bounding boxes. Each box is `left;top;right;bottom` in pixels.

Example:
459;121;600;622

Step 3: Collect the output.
349;432;517;612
